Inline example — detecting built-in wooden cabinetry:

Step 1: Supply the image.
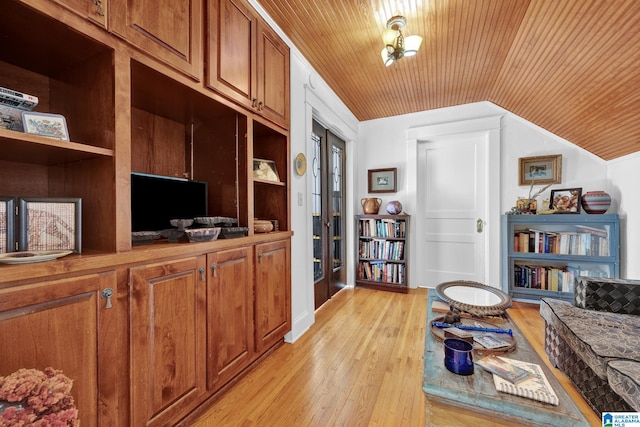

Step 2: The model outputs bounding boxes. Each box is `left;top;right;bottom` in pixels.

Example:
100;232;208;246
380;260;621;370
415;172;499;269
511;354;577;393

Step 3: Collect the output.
208;0;290;129
206;246;254;392
254;239;292;352
129;256;208;427
111;0;203;79
0;272;118;427
1;1;291;425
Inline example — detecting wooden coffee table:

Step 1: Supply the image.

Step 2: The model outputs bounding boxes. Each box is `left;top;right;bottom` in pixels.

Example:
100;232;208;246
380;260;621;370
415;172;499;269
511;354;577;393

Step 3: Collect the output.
423;291;589;426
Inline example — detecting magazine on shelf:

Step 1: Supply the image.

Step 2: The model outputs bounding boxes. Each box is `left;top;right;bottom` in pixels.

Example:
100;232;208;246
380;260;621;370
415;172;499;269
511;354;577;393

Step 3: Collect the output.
483;356;560;405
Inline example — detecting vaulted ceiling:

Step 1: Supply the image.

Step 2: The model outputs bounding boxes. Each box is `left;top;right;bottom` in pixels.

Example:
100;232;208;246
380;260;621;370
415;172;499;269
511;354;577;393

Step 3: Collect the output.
257;0;640;160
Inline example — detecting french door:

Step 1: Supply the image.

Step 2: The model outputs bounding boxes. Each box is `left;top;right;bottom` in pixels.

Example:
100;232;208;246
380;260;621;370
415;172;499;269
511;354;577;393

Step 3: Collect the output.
311;120;346;309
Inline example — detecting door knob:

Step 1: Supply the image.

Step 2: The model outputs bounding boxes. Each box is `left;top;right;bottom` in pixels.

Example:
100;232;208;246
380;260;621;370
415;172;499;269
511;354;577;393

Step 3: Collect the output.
476;218;484;233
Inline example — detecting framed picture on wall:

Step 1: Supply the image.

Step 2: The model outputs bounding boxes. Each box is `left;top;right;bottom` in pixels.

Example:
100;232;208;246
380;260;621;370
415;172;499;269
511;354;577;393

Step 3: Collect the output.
518;155;562;185
368;168;397;193
17;197;82;252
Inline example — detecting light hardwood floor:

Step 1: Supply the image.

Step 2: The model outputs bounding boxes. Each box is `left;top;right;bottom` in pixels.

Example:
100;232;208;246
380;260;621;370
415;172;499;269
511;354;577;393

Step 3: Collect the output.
190;287;600;426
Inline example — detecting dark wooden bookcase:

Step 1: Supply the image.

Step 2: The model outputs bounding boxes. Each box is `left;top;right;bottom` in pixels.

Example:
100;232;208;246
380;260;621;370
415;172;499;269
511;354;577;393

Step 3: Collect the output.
355;214;410;293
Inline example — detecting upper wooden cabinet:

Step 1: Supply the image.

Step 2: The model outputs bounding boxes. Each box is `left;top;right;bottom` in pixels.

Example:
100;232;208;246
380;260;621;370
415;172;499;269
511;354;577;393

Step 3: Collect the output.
110;0;203;80
51;0;108;27
208;0;290;129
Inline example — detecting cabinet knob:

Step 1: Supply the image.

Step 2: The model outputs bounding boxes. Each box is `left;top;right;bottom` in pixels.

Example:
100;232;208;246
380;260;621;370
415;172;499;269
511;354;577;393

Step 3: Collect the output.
92;0;104;16
252;98;258;108
258;101;264;111
210;264;217;278
199;267;206;282
257;253;263;263
101;288;114;309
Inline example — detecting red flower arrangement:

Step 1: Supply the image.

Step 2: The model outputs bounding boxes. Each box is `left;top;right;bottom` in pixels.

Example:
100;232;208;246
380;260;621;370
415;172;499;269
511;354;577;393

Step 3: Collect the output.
0;367;78;426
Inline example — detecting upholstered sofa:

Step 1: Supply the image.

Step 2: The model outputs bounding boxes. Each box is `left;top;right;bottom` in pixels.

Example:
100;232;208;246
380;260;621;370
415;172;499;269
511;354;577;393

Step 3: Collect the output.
540;277;640;416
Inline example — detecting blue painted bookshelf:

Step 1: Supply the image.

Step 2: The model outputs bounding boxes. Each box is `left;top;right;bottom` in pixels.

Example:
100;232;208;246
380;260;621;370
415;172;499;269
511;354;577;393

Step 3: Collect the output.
501;214;619;302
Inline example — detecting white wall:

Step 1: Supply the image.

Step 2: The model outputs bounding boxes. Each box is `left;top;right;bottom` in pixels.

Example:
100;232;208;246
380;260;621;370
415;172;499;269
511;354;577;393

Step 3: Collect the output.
358;101;632;290
608;152;640;278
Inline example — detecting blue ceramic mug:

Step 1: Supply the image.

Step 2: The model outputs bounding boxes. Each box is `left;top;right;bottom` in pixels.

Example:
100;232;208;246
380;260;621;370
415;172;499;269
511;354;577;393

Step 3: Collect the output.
443;338;474;375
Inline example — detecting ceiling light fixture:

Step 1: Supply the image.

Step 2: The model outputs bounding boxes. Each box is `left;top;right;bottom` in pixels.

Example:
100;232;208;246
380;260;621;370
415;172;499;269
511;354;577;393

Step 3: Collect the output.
381;15;422;67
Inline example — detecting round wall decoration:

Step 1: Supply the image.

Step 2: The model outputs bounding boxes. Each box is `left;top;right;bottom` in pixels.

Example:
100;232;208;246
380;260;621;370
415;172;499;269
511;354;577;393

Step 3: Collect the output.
294;152;307;176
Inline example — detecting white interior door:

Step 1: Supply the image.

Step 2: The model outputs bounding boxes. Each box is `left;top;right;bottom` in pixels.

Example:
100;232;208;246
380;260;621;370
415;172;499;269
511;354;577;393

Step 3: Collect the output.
416;132;487;286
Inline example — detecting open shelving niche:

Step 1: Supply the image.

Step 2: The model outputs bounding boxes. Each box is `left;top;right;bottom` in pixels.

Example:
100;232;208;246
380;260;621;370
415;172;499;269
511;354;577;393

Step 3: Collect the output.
0;1;116;253
130;61;289;245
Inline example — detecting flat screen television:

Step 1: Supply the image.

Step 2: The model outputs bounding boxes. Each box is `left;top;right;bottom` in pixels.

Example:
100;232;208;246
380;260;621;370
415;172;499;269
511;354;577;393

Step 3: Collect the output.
131;172;208;231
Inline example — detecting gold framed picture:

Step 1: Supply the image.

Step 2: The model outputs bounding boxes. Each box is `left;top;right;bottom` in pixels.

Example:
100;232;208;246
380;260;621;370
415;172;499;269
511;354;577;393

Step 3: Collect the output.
518;155;562;186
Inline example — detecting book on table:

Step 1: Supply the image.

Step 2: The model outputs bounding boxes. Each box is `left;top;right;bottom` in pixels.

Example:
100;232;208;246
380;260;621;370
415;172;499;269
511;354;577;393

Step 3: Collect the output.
478;355;559;405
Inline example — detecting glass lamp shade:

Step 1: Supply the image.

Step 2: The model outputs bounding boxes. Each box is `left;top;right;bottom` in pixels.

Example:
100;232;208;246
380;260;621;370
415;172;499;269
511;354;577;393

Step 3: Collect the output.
404;35;423;56
381;48;394;66
381;28;399;46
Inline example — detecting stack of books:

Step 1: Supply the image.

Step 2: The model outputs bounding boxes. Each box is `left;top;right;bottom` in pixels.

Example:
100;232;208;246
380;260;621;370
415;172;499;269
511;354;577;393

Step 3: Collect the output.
0;86;39;132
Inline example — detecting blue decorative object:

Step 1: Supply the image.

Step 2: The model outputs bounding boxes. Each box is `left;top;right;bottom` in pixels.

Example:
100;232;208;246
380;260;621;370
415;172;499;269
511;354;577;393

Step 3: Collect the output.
443;338;474;375
386;200;402;214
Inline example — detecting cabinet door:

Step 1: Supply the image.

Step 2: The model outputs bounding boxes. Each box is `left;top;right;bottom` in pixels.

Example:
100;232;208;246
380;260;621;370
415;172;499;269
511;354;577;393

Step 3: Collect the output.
254;239;291;353
129;257;207;427
256;19;290;128
207;246;254;391
207;0;257;110
0;272;118;427
53;0;107;27
110;0;203;79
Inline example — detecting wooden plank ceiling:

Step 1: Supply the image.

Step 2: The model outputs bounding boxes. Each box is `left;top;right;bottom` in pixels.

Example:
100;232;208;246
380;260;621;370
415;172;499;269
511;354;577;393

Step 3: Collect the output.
256;0;640;160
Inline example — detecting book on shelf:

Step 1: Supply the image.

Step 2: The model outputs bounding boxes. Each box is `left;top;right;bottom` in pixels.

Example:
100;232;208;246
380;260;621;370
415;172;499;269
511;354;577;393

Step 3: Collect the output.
513;227;610;256
0;86;38;111
487;357;560;406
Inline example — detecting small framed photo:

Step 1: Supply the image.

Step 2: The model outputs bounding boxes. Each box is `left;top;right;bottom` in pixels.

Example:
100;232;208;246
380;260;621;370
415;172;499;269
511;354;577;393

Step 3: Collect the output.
17;197;82;252
368;168;397;193
21;111;70;141
253;158;280;183
550;188;582;214
518;155;562;185
0;197;16;254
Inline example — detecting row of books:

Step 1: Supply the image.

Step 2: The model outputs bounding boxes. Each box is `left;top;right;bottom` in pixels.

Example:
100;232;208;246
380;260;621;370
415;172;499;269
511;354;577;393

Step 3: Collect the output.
514;226;610;256
0;86;39;132
358;239;404;261
357;261;405;284
358;218;406;238
513;264;609;291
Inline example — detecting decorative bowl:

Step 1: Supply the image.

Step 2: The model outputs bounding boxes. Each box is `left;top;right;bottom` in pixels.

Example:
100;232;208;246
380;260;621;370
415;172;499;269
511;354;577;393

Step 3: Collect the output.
184;227;221;242
160;228;186;243
386;200;403;215
194;216;238;227
254;220;274;233
132;231;161;245
169;219;194;230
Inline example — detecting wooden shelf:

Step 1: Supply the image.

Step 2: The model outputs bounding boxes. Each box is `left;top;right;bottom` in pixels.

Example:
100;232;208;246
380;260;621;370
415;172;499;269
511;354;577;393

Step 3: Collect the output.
254;178;286;186
0;129;114;165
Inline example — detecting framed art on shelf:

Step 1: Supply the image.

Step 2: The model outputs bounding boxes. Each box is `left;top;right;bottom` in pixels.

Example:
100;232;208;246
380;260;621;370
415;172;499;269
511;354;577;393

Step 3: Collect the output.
550;188;582;214
0;197;15;254
21;111;70;141
368;168;397;193
518;155;562;185
17;197;82;252
253;158;280;183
